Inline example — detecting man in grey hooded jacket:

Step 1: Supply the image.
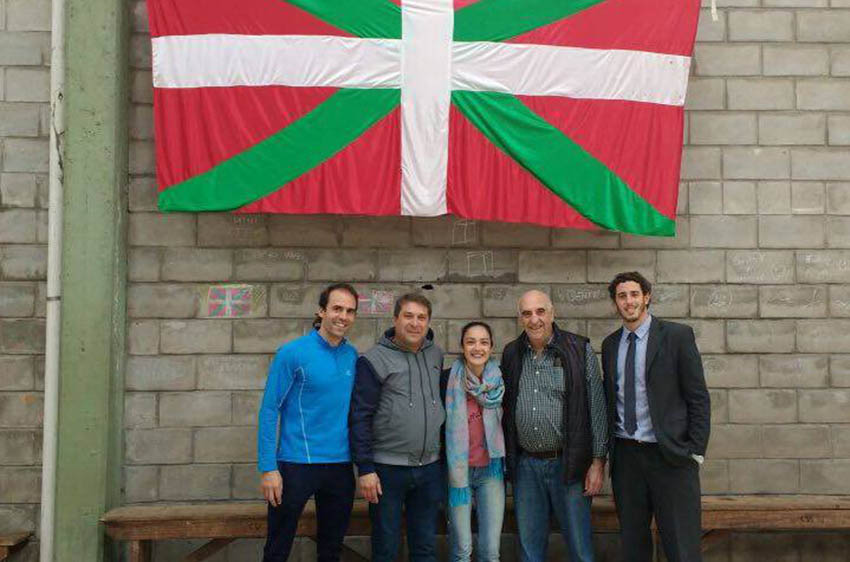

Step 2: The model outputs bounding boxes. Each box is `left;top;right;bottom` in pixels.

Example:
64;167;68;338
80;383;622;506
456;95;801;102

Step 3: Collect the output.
349;293;445;562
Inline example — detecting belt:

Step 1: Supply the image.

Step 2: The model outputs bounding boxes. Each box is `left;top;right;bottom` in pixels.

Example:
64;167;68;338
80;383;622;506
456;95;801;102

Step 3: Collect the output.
616;437;658;447
522;449;562;460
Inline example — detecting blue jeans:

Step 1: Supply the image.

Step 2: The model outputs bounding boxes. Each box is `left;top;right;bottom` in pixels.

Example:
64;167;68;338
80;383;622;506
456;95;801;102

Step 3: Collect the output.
448;467;505;562
369;462;444;562
513;454;594;562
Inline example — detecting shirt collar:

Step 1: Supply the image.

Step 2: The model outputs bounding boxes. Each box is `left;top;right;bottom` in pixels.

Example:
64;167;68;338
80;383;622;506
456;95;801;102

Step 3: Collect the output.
622;313;652;342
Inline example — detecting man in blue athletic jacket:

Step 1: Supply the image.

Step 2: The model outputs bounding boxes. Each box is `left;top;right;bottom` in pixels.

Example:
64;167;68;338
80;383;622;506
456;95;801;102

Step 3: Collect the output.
258;283;360;562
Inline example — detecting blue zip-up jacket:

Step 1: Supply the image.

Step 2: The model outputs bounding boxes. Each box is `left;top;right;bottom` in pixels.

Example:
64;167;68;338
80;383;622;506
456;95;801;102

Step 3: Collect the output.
257;329;358;472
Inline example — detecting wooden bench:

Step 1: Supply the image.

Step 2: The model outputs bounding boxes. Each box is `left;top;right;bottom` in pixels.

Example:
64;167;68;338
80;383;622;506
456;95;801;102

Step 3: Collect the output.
0;532;31;561
102;495;850;562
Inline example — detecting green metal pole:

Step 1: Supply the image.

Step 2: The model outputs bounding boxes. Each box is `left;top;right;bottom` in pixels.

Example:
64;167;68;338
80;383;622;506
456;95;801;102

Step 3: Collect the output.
53;0;128;558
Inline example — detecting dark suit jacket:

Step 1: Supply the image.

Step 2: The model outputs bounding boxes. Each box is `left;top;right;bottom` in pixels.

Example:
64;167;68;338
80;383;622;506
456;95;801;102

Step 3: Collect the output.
601;317;710;468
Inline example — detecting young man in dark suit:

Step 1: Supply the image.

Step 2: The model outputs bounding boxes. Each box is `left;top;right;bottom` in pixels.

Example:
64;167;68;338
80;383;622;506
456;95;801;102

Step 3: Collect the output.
602;272;711;562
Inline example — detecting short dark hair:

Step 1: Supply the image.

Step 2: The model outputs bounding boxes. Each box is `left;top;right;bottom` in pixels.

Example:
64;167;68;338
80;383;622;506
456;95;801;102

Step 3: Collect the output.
459;321;494;349
608;271;653;301
313;283;359;328
393;293;432;319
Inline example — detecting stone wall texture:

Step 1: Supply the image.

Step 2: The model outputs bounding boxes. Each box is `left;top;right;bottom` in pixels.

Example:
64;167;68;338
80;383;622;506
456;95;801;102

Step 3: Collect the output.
3;0;850;560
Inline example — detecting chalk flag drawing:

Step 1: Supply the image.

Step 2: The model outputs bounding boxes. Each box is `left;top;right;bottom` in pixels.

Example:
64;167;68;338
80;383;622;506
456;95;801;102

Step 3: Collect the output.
359;289;396;315
452;220;476;246
206;284;258;318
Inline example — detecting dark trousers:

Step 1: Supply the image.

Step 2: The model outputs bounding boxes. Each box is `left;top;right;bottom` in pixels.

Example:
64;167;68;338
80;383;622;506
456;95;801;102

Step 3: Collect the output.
263;462;355;562
611;439;702;562
369;462;444;562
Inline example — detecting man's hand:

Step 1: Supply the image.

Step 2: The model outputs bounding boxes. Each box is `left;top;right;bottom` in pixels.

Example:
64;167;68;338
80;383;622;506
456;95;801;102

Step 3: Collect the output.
359;473;382;504
261;470;283;507
584;458;605;497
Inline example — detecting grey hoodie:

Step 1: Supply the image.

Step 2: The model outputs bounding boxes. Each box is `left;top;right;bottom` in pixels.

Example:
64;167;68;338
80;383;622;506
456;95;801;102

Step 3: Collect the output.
351;328;445;469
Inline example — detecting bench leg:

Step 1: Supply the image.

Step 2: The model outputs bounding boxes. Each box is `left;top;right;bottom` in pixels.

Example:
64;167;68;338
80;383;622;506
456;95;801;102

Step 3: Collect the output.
129;540;152;562
184;538;234;562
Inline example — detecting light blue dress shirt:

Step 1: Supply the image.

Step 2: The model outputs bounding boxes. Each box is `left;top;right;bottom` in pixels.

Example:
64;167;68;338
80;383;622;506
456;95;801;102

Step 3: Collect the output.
615;314;656;442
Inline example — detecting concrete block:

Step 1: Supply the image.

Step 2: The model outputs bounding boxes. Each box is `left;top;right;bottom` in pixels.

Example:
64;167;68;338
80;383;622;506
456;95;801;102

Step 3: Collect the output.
759;215;825;248
657;251;725;283
760;355;828;387
727;79;794;110
518;251;585;283
127;284;197;318
791;182;826;214
710;388;729;424
0;318;44;353
128;248;161;282
700;460;729;495
724;147;790;180
759;113;826;146
0;32;46;65
800;460;850;494
128;319;159;356
0;356;34;390
756;181;791;214
829;115;850;145
307;249;377;282
586;319;622;350
160;392;232;427
648;284;690;318
233;319;301;354
763;45;829;76
198;214;268;247
683;319;725;354
194;427;257;462
798;10;850;42
696;8;725;41
797;80;850;111
726;320;795;353
728;9;793;41
482;285;548;318
160;464;231;501
129;104;153;140
377;250;446;282
231;391;262;426
126;356;196;391
702;354;758;387
342;216;410;248
160;320;232;354
729;459;799;493
684;78;725;110
834;425;850;456
762;425;831;458
689;112;756;145
827;216;850;247
124;392;157;429
267;214;340;246
729;389;797;423
706;424;761;458
448;249;518;283
232;464;261;500
797;250;850;283
551;285;614;318
798;319;850;352
233;249;305;282
0;173;36;207
0;467;40;502
829;284;850;317
197;355;269;390
2;138;48;172
429;284;482;318
0;103;40;136
128;140;155;174
4;68;49;102
0;429;38;464
833;355;850;387
6;0;50;30
270;284;328;318
587;250;655;283
792;148;850;180
690;285;757;318
340;318;378;351
680;147;721;180
0;245;47;281
126;428;193;464
480;221;550;248
759;285;827;318
162;249;233;282
0;283;35;317
693;45;759;76
799;389;850;422
690;216;756;248
131;70;153;104
722;182;756;215
551;228;620;249
124;465;159;503
689;182;722;214
412;216;478;247
129;213;196;247
621;218;690;250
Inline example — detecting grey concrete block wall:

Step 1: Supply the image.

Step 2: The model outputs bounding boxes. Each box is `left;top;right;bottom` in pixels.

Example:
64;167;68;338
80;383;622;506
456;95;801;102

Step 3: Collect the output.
2;0;850;560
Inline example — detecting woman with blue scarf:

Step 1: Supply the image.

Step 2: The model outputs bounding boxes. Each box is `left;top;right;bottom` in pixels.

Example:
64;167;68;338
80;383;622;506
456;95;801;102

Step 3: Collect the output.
443;321;506;562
